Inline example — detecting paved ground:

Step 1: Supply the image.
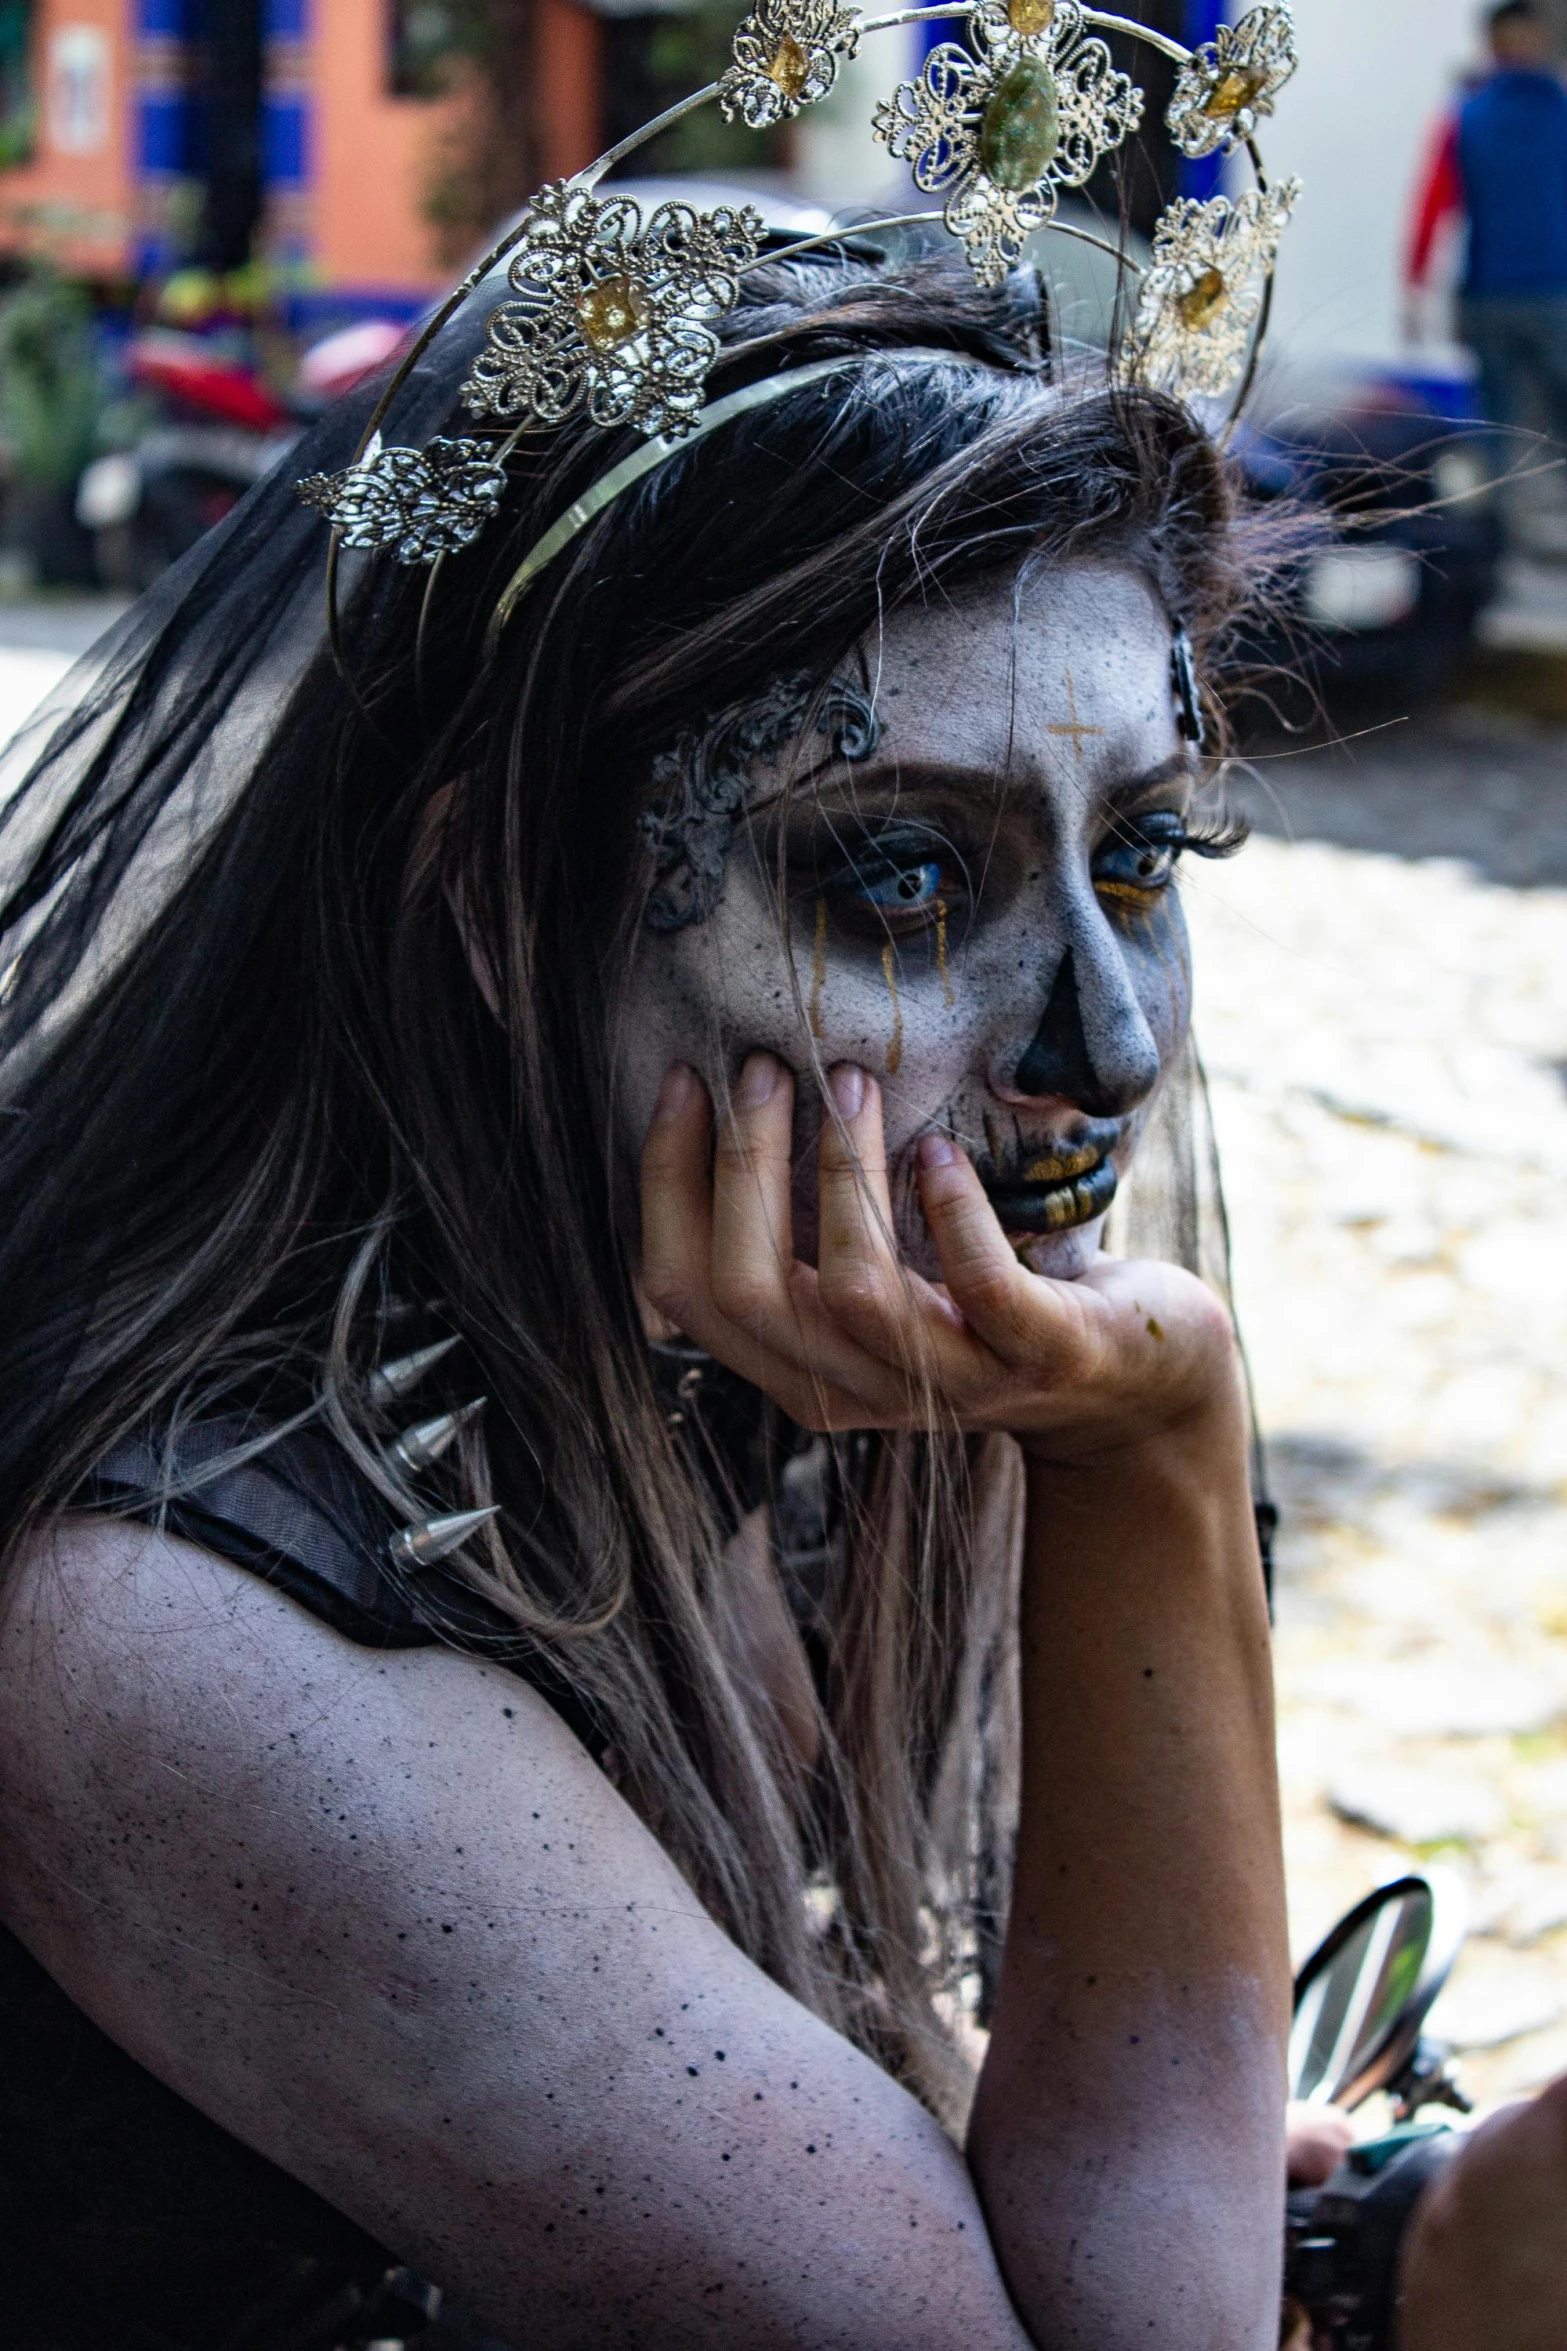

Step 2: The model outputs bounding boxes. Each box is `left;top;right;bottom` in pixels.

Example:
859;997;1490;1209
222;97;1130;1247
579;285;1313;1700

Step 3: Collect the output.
4;596;1567;2123
1202;703;1567;2120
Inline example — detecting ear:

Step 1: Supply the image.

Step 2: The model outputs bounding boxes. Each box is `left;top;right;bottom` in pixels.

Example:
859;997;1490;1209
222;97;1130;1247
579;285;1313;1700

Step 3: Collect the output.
418;778;504;1023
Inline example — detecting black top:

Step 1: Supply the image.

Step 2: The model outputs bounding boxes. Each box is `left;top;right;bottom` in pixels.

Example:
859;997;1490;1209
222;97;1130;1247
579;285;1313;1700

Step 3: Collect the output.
2;1357;822;2348
0;1410;540;2351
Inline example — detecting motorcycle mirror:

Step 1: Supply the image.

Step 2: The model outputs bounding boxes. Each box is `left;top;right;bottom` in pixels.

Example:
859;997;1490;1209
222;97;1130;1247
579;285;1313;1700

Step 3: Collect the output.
1288;1870;1465;2112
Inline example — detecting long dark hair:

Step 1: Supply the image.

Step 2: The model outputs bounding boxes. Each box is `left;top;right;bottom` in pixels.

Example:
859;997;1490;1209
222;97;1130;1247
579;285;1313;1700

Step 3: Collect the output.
0;249;1257;2120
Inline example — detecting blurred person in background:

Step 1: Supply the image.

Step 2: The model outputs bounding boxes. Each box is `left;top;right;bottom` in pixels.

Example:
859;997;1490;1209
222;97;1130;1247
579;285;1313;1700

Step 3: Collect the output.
1406;2;1567;483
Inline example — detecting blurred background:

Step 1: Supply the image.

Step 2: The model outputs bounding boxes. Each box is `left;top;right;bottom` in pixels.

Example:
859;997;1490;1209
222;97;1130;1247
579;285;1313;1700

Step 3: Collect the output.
0;0;1563;2125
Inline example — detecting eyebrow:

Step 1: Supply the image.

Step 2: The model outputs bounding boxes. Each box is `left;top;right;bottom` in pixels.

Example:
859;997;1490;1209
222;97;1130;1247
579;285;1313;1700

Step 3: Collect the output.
1102;749;1202;809
751;745;1201;824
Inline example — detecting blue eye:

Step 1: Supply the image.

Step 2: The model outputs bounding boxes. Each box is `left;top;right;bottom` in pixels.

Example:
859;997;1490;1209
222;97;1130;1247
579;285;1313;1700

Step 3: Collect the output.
1094;841;1178;891
856;860;945;910
1093;815;1187;899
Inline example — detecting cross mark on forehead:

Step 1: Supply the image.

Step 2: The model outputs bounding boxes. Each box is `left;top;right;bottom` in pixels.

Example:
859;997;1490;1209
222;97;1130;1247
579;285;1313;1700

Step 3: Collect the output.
1044;670;1106;762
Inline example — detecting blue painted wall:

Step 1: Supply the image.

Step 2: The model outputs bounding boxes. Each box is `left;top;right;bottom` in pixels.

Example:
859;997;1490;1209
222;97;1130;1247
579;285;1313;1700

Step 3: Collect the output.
1181;0;1229;200
914;4;1234;201
133;0;315;271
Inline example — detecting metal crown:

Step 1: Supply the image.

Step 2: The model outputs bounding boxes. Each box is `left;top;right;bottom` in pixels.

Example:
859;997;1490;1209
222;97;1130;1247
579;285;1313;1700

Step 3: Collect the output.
298;4;1300;596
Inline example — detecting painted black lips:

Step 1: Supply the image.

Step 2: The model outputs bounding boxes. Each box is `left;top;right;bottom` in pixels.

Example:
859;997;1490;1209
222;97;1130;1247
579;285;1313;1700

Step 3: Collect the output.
984;1147;1120;1238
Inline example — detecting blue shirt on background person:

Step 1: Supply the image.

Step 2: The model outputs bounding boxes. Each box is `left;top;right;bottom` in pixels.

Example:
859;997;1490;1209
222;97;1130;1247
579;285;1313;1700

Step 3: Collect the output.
1458;65;1567;296
1405;3;1567;493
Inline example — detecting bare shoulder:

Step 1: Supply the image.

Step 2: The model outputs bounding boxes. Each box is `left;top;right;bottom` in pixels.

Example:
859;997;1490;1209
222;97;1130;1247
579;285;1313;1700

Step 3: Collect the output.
0;1508;644;1999
0;1514;1023;2350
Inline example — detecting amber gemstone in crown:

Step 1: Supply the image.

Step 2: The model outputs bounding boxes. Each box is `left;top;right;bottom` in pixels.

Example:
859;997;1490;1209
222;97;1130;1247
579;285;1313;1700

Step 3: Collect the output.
1006;0;1056;34
1203;64;1268;122
978;56;1061;191
1177;266;1230;330
767;33;811;97
576;273;651;351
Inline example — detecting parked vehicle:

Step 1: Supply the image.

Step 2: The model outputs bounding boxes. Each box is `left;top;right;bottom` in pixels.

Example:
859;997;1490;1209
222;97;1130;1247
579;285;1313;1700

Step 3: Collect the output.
1284;1870;1473;2350
1232;369;1500;719
860;189;1502;714
76;318;406;591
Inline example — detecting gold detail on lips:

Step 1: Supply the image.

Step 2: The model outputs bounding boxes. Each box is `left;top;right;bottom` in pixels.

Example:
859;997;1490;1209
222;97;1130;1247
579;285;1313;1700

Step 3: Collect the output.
1021;1142;1102;1184
1007;1172;1106;1251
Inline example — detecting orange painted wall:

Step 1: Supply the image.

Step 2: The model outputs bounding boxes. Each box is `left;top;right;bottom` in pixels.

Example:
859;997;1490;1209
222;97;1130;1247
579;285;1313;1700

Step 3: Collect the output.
537;0;603;187
316;0;605;296
311;0;462;296
0;0;608;295
0;0;134;276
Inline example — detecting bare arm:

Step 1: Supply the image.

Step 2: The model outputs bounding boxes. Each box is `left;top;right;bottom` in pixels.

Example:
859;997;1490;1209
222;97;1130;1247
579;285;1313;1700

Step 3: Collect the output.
0;1057;1287;2350
1398;2077;1567;2351
642;1058;1291;2348
968;1413;1287;2347
0;1516;1033;2351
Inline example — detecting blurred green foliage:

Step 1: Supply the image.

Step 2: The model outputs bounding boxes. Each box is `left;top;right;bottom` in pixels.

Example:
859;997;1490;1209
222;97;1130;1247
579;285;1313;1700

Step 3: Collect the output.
402;0;777;187
0;269;102;488
637;4;779;177
0;0;34;172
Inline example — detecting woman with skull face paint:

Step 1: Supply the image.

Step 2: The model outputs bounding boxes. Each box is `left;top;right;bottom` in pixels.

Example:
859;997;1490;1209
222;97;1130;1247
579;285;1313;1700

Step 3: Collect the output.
0;251;1288;2349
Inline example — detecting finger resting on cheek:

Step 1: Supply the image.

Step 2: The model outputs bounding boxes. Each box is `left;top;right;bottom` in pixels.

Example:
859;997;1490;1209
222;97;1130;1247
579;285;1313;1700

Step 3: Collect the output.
641;1066;714;1316
915;1143;1036;1350
817;1070;898;1252
821;1065;887;1177
711;1063;796;1321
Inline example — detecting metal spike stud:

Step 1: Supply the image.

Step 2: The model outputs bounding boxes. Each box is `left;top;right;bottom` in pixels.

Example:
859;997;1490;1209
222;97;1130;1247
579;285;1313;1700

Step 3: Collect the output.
388;1505;500;1571
391;1396;487;1477
368;1335;461;1409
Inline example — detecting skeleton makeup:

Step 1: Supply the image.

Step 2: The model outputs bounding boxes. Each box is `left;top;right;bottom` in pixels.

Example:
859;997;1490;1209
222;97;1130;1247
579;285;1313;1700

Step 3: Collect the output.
642;672;883;932
621;562;1232;1282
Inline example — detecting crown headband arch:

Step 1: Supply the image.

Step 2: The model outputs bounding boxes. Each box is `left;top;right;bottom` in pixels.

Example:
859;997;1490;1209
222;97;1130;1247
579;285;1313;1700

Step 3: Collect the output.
298;2;1302;640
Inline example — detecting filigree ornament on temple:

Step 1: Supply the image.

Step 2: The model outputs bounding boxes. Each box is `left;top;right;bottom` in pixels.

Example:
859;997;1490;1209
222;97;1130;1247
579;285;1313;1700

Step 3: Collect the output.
718;0;863;128
871;0;1143;287
1166;4;1299;159
1122;180;1301;401
296;3;1303;578
460;181;765;441
297;434;509;565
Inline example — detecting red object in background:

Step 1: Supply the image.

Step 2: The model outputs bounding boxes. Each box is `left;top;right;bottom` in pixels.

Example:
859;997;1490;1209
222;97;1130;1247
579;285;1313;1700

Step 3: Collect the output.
1408;114;1465;289
126;332;293;431
297;317;408;403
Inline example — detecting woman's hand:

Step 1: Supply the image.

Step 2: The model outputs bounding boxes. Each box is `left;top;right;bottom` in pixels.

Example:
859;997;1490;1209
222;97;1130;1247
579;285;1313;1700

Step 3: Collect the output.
646;1053;1286;2350
640;1055;1242;1463
1286;2101;1355;2186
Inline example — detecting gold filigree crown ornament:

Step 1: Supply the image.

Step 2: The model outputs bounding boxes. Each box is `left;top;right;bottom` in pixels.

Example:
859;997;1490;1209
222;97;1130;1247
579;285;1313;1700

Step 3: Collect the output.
298;2;1302;626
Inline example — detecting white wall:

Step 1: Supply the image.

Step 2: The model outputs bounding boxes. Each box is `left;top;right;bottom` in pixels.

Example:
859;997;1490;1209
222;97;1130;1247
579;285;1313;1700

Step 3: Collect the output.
792;20;922;206
1265;0;1486;368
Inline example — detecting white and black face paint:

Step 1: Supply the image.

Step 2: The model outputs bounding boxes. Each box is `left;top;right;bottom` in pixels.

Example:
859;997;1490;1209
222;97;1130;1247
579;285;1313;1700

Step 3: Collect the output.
618;561;1211;1281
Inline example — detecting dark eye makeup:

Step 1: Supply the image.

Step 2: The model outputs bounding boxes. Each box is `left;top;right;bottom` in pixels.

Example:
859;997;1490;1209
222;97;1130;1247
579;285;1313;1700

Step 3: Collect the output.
770;786;1244;949
794;819;977;942
1092;806;1245;908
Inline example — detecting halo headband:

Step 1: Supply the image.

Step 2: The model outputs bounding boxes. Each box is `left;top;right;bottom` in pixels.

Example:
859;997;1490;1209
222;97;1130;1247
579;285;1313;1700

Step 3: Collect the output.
485;357;858;651
298;2;1304;620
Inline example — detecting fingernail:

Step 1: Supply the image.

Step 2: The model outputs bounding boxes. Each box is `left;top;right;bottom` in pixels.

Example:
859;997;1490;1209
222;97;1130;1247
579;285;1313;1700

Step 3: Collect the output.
918;1131;959;1171
655;1064;698;1123
830;1064;866;1119
736;1051;781;1109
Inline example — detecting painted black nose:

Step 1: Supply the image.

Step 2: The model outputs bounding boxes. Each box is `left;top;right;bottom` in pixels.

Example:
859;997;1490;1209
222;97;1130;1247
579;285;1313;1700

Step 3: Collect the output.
1013;946;1161;1117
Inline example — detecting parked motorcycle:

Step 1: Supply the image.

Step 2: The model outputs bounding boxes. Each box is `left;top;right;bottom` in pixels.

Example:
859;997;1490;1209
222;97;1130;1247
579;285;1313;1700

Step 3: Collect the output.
75;318;405;591
1284;1870;1474;2350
